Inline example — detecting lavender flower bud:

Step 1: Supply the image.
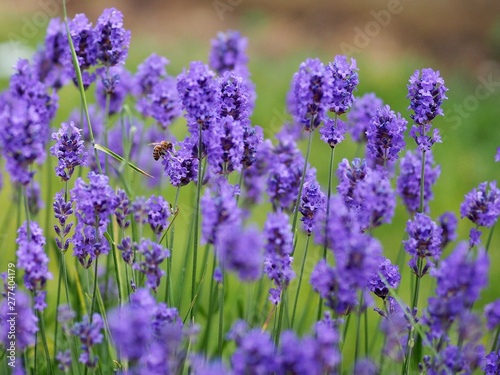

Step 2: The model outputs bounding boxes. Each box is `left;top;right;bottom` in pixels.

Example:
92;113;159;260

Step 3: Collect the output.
95;8;131;67
325;55;359;115
50;121;88;181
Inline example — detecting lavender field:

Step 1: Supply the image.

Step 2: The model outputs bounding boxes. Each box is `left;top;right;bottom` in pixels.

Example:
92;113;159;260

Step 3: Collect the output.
1;1;500;374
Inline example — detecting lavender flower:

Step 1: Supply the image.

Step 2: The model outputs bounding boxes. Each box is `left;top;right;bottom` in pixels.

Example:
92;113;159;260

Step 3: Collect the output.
347;93;383;143
134;53;169;99
53;190;74;253
369;257;401;300
218;71;251;125
485;300;500;330
424;243;489;342
353;167;396;230
0;290;38;350
242;124;263;169
319;117;347;148
163;137;199;187
56;350;72;372
33;18;70;89
66;14;98;88
50;121;88;181
267;137;304;211
71;172;117;267
438;211;457;248
201;178;242;245
210;117;245;174
177;61;218;134
365;105;407;166
290;58;329;129
337;158;367;210
263;212;295;303
299;171;326;235
377;297;409;361
0;60;57;185
209;30;250;78
407;68;448;150
145;195;171;239
131;196;148;225
16;221;52;311
483;350;500;374
95;66;132;115
26;181;44;217
72;314;104;368
325;55;359;114
95;8;131;66
148;76;181;128
231;329;279;375
133;239;169;292
114;189;131;229
404;213;443;275
353;358;378;375
71;172;117;234
243;139;273;204
460;181;500;227
117;237;133;265
215;224;263;281
408;68;448;125
397;149;440;214
469;227;482;249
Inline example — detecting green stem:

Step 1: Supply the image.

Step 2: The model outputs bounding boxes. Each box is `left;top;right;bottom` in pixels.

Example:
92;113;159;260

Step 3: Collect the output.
217;272;225;357
110;224;123;307
201;254;218;355
165;186;181;306
291;234;310;328
191;129;203;321
491;324;500;352
485;222;496;254
290;128;314;248
53;256;63;364
37;310;53;374
90;257;99;319
323;143;336;259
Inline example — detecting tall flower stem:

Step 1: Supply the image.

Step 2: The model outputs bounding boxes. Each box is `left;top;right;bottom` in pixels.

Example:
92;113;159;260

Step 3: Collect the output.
402;149;426;375
90;257;99;319
291;234;311;328
37;310;53;374
191;128;203;321
217;271;225;357
165;186;181;306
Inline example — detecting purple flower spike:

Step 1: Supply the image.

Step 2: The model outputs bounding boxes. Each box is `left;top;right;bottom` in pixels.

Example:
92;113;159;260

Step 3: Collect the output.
366;105;407;166
397;149;440;215
460;181;500;228
407;68;448;126
66;14;98;88
134;53;169;98
483;350;500;374
215;224;263;282
485;300;500;330
347;93;384;143
325;55;359;115
319;117;347;148
16;221;52;311
209;30;249;79
133;239;170;292
95;66;132;115
231;329;279;375
33;18;70;89
145;195;171;239
72;314;104;368
53;190;74;253
369;257;401;300
290;58;329;129
0;291;38;350
299;171;326;235
407;68;448;150
263;212;295;303
95;8;131;67
50;121;88;181
404;213;443;275
424;243;489;342
438;211;457;248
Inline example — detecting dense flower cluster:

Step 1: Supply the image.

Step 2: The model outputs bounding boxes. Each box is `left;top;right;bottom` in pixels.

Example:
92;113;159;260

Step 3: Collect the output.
72;314;104;368
50;121;88;181
397;149;440;214
325;55;359;115
209;30;249;78
16;221;52;311
347;92;383;143
368;257;401;300
460;181;500;228
299;171;326;234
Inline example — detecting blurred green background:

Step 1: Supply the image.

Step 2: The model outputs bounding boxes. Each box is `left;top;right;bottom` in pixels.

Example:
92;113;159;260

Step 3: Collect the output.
2;0;500;371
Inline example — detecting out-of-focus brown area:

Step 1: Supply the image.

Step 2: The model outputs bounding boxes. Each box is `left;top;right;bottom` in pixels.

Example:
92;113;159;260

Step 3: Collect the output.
3;0;500;73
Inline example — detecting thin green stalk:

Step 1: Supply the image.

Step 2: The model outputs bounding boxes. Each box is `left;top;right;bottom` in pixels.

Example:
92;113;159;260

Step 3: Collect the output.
354;295;364;367
191;129;203;321
491;324;500;352
165;186;181;306
217;271;225;357
291;127;314;246
90;257;99;319
291;234;310;328
37;310;53;374
235;169;245;206
53;257;64;364
323;143;336;259
108;225;123;307
274;292;286;346
485;222;496;254
364;306;369;356
201;254;218;355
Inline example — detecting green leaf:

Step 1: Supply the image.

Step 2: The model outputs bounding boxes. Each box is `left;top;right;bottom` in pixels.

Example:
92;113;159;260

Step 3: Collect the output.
94;143;154;178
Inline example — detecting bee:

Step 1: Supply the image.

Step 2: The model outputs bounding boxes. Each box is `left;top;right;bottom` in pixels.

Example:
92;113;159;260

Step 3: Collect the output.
149;141;173;161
